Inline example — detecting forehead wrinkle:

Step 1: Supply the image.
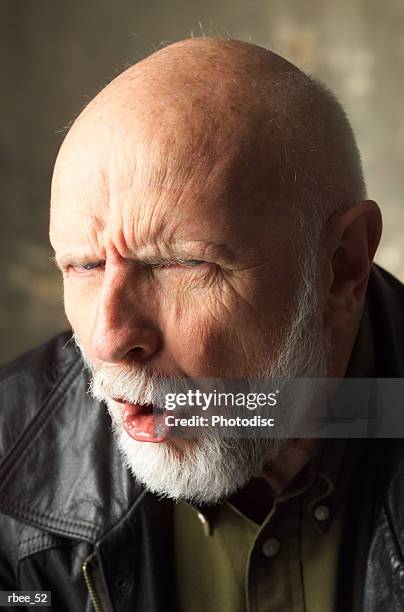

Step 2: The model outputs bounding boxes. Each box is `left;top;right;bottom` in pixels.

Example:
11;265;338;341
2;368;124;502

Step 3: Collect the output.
104;142;222;258
108;125;222;205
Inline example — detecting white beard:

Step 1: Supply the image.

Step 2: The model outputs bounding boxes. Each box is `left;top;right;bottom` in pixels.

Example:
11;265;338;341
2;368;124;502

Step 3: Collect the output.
76;247;329;505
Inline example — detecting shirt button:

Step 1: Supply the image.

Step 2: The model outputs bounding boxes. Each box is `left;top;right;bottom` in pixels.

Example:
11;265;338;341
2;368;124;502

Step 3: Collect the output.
262;537;281;558
314;504;330;522
197;512;212;536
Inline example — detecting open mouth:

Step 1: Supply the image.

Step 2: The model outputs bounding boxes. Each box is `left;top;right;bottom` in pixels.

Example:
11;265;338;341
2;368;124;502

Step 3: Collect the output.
112;398;170;443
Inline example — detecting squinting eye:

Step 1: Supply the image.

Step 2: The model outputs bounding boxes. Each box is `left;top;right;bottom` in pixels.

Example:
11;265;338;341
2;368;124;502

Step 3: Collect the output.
183;260;204;266
148;259;205;269
72;262;103;272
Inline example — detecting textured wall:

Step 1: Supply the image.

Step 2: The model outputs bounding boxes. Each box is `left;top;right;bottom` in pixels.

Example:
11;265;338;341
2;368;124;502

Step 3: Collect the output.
1;0;403;363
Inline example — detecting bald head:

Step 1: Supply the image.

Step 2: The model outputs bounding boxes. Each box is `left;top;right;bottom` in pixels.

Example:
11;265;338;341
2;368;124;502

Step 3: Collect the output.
52;37;366;237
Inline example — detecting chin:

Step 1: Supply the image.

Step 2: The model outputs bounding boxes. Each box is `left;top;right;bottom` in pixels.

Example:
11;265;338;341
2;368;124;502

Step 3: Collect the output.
107;403;282;504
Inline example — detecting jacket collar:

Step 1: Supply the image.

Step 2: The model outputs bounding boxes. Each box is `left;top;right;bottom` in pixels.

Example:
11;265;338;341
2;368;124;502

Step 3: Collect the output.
367;264;404;377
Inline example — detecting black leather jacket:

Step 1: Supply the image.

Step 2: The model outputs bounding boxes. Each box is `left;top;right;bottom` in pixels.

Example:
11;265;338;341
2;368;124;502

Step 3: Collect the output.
1;265;404;612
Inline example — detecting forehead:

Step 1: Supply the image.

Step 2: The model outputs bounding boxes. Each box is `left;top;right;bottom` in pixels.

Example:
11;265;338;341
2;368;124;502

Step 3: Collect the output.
50;106;278;257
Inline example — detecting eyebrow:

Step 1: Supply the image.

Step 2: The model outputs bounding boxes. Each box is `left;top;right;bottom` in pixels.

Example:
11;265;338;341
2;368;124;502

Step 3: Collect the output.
52;240;236;270
139;241;236;262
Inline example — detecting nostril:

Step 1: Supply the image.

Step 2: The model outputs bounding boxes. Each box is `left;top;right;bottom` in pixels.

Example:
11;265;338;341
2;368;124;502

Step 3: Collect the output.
126;346;150;362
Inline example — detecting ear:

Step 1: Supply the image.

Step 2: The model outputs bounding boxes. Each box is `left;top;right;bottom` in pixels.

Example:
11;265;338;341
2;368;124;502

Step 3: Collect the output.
323;200;382;328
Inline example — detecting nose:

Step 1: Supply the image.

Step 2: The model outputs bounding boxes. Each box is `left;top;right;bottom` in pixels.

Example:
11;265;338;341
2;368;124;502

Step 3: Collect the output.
89;263;161;364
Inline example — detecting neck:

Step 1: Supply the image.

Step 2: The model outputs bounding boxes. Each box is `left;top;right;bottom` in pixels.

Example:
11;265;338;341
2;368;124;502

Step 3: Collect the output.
258;438;321;494
259;318;362;495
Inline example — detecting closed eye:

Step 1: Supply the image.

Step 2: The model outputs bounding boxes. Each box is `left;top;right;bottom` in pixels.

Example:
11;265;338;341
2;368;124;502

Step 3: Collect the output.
70;261;104;273
147;259;205;269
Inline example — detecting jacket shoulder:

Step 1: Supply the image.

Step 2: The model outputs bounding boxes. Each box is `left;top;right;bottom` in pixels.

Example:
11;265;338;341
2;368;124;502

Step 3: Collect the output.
0;332;80;461
0;331;78;386
364;438;404;610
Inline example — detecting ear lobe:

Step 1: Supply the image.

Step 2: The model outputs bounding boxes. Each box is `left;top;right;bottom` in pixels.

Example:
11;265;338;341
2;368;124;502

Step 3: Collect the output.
324;200;382;328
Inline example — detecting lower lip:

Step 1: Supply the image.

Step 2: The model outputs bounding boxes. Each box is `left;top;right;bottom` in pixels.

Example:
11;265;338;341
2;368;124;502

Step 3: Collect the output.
120;402;170;443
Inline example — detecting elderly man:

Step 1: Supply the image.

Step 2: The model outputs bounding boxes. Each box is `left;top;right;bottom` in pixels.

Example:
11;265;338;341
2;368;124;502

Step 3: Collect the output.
0;37;403;612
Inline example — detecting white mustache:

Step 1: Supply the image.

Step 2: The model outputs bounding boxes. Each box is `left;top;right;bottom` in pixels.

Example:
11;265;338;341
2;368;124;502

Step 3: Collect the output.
90;365;189;407
73;337;191;407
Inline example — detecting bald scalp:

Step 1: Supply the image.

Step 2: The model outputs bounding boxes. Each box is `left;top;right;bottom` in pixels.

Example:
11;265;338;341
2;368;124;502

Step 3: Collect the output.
59;38;366;232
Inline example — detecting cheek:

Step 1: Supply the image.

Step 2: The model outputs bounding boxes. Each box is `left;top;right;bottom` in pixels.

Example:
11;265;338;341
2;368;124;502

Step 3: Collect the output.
63;280;99;344
163;307;234;375
160;283;271;376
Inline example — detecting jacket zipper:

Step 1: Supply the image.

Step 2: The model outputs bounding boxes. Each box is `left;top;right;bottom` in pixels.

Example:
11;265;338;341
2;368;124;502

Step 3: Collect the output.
82;559;104;612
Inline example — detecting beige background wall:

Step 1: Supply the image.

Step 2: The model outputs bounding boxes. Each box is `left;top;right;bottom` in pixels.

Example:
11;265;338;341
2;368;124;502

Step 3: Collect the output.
1;0;403;364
